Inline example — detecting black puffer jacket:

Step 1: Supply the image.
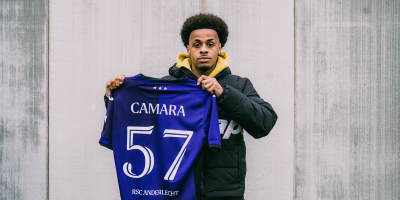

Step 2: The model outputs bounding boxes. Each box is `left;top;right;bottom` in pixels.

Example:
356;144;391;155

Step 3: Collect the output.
166;64;277;199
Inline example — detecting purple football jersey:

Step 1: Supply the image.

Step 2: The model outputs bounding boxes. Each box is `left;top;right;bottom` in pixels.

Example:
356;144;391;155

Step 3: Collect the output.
100;74;221;200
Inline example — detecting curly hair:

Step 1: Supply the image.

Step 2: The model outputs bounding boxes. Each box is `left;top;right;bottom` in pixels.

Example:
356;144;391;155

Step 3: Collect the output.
180;13;229;48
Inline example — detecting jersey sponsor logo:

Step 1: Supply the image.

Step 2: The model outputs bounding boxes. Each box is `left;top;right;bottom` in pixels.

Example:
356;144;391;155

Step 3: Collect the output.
131;102;185;116
123;126;193;181
219;119;243;139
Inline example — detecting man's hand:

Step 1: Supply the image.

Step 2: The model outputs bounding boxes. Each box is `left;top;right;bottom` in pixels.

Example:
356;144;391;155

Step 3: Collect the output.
197;75;223;97
106;74;125;97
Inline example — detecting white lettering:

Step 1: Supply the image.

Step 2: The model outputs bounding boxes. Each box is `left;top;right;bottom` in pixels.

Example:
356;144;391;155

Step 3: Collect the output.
132;189;142;195
138;189;179;196
140;103;148;114
131;102;184;117
160;104;168;115
221;120;243;139
177;106;185;116
131;102;139;113
149;103;159;114
169;105;176;116
219;119;228;134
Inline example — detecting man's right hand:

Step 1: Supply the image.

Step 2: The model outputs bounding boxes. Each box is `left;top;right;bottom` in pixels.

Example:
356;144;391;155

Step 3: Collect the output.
106;74;125;97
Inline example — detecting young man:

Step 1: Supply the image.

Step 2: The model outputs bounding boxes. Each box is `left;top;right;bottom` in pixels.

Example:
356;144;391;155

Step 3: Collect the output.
105;13;277;200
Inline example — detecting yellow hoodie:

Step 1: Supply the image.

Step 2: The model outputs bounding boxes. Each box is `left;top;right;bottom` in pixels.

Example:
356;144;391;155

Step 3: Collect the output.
176;52;229;78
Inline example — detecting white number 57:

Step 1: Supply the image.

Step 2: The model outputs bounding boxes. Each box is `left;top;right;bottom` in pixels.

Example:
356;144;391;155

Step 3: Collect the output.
123;126;193;181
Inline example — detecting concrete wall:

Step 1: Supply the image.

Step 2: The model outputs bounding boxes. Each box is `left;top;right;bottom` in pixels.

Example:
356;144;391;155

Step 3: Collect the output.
205;1;295;199
49;0;293;199
49;1;181;199
0;0;48;199
1;0;399;199
295;0;400;199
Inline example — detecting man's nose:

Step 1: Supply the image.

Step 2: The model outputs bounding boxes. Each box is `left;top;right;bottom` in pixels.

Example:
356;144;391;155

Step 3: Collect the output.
200;44;208;53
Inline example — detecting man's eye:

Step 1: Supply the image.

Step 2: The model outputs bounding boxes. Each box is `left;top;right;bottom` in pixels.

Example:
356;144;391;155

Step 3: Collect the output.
194;44;200;47
208;43;214;47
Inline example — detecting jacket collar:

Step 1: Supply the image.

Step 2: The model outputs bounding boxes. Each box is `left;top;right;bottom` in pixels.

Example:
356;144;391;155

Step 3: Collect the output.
175;52;229;78
168;63;231;80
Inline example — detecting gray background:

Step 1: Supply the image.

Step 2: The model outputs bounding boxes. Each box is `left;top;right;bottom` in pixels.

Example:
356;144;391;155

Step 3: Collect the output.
0;0;398;199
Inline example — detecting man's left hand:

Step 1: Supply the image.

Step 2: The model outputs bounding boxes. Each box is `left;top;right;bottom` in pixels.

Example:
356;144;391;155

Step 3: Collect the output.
197;75;223;97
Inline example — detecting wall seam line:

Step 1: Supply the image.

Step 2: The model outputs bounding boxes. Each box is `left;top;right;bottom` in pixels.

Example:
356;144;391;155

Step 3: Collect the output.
293;0;297;200
46;0;50;199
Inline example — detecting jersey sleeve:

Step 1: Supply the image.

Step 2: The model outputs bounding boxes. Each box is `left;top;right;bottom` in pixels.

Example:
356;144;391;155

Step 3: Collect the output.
99;90;116;150
205;94;221;153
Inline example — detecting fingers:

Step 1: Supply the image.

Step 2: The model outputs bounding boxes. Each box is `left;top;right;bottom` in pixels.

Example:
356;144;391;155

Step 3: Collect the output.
106;79;114;90
120;74;125;84
114;78;120;87
199;77;223;95
106;80;112;97
105;74;126;96
201;78;214;89
207;83;219;94
197;75;210;85
199;76;212;90
110;76;124;88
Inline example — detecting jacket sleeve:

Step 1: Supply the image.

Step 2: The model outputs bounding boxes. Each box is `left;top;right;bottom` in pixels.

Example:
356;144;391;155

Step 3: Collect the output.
217;78;277;139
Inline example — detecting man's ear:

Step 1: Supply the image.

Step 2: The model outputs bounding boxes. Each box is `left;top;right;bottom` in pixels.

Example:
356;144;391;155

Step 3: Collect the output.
187;45;190;55
219;43;222;53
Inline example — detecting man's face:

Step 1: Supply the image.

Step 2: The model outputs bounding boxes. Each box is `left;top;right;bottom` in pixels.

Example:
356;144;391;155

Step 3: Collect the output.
187;29;221;72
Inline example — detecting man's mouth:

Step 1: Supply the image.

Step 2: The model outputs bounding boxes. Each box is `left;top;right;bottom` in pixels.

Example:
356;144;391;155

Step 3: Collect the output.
198;57;211;62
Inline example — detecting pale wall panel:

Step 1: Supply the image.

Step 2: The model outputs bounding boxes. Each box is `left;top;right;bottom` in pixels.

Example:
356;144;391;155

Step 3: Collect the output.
50;0;293;199
0;0;49;199
295;0;400;199
49;1;201;199
206;1;294;199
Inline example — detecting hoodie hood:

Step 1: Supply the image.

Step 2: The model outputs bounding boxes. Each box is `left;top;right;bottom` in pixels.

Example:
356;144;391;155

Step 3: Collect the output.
176;52;229;78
